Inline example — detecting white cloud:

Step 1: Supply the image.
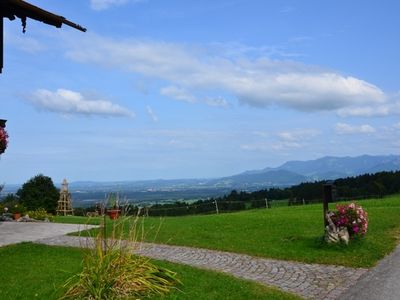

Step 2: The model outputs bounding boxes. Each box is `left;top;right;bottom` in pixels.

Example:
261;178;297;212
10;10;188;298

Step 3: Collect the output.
337;101;400;117
335;123;376;135
146;105;158;122
272;128;320;150
277;129;320;142
241;128;319;152
27;88;134;118
272;141;302;151
160;86;197;103
65;34;387;113
90;0;144;10
204;96;229;108
5;31;45;53
394;122;400;129
160;86;229;107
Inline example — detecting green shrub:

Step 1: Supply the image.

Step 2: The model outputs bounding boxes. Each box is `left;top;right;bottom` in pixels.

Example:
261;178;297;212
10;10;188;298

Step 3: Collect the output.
17;174;59;213
27;208;54;221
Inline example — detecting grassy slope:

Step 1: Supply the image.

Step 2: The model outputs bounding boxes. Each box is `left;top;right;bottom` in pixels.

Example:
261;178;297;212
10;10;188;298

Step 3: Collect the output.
61;195;400;268
148;196;400;268
0;243;299;300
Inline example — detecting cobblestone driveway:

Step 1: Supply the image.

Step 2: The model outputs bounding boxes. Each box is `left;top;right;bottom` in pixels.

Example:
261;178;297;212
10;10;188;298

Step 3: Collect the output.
37;235;367;300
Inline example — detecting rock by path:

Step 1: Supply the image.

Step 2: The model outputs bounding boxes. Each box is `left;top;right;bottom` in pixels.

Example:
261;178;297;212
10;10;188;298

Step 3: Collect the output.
36;235;367;300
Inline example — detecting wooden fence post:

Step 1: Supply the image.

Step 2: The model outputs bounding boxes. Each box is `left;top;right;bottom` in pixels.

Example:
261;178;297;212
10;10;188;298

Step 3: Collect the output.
214;200;219;214
323;182;335;227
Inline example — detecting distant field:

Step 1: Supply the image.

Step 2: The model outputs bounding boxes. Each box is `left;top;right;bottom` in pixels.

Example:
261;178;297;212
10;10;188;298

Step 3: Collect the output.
58;195;400;268
0;243;299;300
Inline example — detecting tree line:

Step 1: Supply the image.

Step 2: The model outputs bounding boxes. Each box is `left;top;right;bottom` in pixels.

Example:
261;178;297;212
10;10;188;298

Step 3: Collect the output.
137;170;400;216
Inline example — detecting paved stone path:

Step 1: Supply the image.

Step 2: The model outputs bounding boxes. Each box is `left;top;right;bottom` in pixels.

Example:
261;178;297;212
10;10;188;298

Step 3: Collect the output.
36;235;367;300
0;222;97;247
341;244;400;300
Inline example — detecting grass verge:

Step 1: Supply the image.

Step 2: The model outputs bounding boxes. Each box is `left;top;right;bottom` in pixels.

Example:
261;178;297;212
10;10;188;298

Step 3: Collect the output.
0;243;300;300
62;195;400;268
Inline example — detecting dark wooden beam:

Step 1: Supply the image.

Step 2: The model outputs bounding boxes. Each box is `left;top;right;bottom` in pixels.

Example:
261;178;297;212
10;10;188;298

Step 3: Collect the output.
0;17;3;74
0;0;86;73
1;0;86;32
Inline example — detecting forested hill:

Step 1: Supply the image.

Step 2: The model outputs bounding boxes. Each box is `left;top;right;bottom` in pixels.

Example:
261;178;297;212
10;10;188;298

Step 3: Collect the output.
142;170;400;216
231;170;400;203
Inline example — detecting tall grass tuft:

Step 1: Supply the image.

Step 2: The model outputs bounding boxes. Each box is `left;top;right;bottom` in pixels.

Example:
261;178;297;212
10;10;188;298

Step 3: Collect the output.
61;208;180;299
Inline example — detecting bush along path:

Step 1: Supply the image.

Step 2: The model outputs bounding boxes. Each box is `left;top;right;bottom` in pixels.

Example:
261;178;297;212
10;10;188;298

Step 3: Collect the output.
37;235;366;300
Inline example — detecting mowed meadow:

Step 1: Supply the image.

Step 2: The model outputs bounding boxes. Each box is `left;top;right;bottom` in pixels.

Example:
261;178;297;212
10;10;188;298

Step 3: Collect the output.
0;243;300;300
58;195;400;268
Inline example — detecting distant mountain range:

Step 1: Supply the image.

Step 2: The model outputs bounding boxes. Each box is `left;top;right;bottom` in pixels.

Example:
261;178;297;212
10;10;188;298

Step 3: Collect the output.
62;154;400;202
2;154;400;205
232;154;400;185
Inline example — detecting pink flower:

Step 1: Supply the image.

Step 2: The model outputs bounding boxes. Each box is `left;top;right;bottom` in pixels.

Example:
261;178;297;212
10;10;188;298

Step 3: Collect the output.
333;202;368;238
0;127;8;154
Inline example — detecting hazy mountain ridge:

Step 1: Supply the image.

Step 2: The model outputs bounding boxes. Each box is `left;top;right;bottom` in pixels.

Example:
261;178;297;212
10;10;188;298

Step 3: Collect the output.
2;155;399;205
273;155;400;179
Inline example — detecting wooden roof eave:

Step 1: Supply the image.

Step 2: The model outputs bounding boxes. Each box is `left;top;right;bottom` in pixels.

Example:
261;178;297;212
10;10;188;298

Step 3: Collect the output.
0;0;86;32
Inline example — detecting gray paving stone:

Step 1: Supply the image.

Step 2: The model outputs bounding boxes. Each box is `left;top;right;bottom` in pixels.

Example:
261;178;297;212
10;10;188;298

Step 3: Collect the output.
0;222;97;246
35;235;367;300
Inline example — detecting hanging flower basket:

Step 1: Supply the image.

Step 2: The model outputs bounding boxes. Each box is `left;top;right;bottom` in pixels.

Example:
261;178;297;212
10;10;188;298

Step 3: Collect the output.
0;127;9;155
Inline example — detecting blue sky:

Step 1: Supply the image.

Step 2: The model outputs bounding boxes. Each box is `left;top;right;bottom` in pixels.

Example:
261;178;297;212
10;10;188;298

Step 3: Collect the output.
1;0;400;184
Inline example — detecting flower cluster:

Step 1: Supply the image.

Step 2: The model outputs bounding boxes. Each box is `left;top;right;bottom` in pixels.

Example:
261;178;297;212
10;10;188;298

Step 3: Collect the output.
332;203;368;237
0;127;8;154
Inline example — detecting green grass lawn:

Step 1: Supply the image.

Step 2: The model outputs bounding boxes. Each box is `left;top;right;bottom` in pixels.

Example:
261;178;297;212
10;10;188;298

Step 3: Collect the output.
62;195;400;268
0;243;300;300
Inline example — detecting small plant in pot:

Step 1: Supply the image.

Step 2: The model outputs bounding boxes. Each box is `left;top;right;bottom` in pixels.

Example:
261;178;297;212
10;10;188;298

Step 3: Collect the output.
9;203;27;220
106;193;120;220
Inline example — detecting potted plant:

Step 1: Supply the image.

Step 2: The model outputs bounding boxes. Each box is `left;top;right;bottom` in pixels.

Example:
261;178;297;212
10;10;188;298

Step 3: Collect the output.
9;203;26;220
106;193;120;220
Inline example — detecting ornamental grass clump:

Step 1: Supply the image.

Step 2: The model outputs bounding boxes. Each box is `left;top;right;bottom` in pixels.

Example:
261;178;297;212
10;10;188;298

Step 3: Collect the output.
332;203;368;237
61;210;180;299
